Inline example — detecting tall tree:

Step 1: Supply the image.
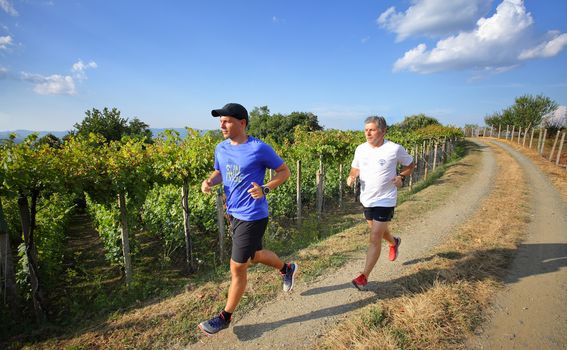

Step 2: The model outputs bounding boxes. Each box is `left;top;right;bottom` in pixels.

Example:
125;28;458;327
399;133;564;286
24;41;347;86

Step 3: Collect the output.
484;112;502;128
248;106;323;143
36;133;62;149
511;94;558;128
484;95;558;129
484;108;513;128
73;107;152;143
397;114;441;131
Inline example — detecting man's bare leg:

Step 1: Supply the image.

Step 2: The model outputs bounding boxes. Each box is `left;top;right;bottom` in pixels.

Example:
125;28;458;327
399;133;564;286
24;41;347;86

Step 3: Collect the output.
362;220;389;277
224;259;249;313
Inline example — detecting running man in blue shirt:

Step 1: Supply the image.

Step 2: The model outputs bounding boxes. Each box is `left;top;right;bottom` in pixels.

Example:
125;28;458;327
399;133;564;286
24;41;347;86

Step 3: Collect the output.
198;103;298;336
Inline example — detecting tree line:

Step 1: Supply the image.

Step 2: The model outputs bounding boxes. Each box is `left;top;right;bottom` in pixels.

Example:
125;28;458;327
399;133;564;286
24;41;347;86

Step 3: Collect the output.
483;94;561;131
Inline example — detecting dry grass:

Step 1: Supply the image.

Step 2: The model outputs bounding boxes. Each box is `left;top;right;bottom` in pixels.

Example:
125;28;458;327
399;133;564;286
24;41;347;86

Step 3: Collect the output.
493;138;567;202
316;143;529;350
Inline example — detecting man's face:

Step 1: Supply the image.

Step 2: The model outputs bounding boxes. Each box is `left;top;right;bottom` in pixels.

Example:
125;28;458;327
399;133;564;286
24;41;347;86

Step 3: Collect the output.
219;116;246;139
364;122;385;145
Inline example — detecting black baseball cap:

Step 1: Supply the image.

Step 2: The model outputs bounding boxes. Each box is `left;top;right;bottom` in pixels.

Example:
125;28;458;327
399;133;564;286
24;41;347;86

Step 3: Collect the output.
211;103;249;124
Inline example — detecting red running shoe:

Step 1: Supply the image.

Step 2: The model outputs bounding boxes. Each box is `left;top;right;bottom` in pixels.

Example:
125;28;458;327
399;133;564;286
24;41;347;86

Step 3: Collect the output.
352;274;368;290
389;236;401;261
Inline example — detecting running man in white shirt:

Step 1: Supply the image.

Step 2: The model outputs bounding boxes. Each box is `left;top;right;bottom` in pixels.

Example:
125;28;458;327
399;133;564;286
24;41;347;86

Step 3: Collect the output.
347;116;415;290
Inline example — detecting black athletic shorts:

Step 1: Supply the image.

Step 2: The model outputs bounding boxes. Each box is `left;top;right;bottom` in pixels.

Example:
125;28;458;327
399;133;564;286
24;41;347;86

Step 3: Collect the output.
230;216;269;263
363;206;395;222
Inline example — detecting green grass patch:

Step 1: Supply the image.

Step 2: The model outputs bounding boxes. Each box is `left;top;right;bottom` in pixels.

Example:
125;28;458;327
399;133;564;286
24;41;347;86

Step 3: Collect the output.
363;306;387;329
301;252;349;282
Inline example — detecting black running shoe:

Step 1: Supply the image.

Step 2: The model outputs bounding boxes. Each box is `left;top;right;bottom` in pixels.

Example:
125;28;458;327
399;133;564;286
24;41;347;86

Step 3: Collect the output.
282;262;298;292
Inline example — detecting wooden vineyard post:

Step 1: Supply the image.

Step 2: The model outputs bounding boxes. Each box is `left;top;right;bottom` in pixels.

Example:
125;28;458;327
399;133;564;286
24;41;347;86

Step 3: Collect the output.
410;144;417;190
441;138;447;164
296;160;302;225
118;193;132;284
413;143;420;183
556;132;566;166
432;142;438;171
216;188;225;263
537;129;543;153
316;156;324;219
338;164;343;208
523;127;529;147
540;129;548;155
423;140;429;180
549;132;561;161
181;183;194;272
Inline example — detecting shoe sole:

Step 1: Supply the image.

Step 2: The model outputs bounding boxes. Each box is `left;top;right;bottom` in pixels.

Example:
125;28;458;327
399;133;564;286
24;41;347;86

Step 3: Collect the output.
197;322;229;336
389;237;401;261
283;263;298;292
197;324;214;337
351;280;367;291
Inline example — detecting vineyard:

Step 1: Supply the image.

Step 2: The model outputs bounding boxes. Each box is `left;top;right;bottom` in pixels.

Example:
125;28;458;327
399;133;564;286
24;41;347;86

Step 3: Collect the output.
0;124;462;346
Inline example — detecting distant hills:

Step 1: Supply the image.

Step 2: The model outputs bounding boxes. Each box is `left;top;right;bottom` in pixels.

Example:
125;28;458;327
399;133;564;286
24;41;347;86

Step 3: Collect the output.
0;128;193;143
0;130;69;143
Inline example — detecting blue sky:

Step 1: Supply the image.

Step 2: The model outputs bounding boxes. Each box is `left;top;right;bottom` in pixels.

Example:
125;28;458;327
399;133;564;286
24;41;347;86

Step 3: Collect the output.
1;0;566;132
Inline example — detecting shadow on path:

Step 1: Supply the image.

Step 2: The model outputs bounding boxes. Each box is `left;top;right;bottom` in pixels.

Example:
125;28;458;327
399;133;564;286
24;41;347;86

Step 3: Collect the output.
233;243;567;341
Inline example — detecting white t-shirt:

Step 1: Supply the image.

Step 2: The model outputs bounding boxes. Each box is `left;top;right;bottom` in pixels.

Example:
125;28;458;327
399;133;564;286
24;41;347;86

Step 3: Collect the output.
351;140;413;207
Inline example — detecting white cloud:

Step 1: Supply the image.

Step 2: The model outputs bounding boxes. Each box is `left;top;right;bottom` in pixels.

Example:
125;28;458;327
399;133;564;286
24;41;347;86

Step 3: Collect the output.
272;16;285;24
20;60;97;95
519;32;567;59
0;0;18;16
21;72;77;95
377;0;492;41
392;0;566;74
0;35;12;50
72;60;98;72
475;0;532;41
72;59;98;80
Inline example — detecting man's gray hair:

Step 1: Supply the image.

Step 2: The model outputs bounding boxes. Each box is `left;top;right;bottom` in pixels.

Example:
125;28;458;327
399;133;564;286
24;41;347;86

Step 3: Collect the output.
364;116;387;131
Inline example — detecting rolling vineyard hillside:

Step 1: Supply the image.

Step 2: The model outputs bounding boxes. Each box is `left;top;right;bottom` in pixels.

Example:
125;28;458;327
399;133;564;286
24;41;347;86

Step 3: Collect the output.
0;124;462;348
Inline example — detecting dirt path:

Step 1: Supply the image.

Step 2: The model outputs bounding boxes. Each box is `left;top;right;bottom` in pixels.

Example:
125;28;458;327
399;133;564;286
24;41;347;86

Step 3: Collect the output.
469;140;567;350
190;141;496;350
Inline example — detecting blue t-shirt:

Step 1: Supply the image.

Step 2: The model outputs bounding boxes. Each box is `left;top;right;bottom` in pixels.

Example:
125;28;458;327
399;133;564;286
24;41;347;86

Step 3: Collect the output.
214;136;284;221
